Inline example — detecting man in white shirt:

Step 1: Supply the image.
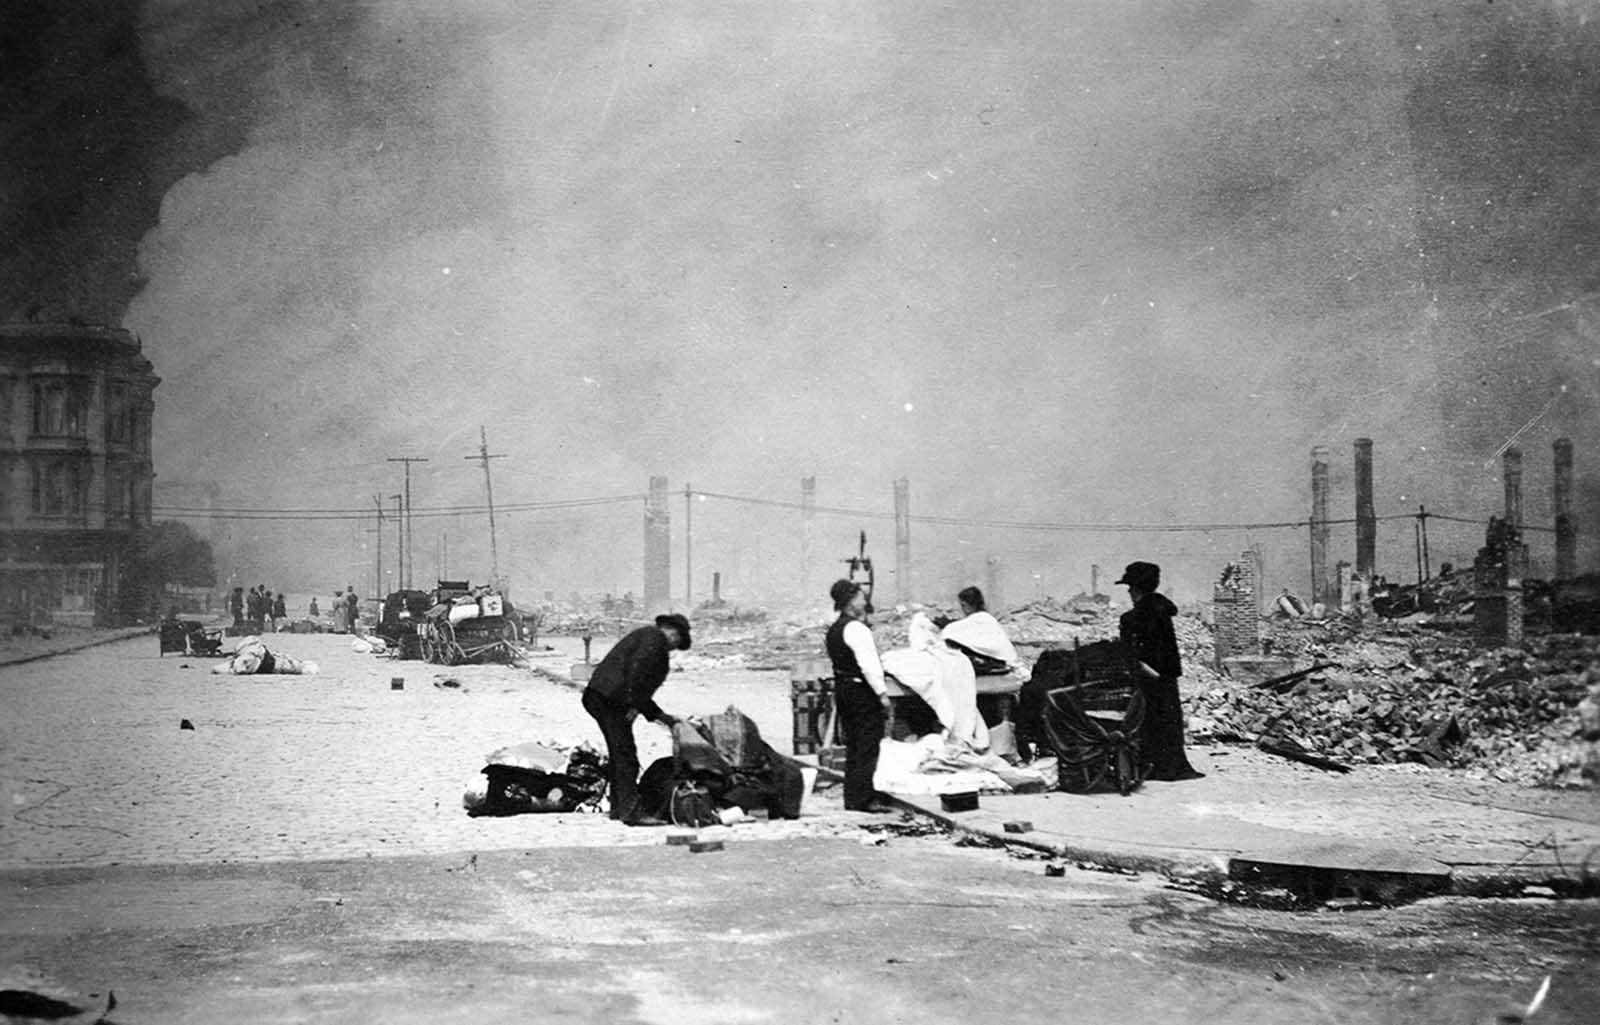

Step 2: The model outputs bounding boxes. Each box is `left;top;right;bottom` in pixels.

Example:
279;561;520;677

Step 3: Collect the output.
824;579;892;812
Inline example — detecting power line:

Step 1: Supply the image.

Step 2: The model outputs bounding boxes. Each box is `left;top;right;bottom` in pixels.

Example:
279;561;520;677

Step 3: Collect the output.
150;494;648;521
145;485;1559;537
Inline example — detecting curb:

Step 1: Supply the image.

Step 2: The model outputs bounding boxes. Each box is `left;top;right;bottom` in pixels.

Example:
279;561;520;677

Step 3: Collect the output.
0;626;155;668
792;756;1598;899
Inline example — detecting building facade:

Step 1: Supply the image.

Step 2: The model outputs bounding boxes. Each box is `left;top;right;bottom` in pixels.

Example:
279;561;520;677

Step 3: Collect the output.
0;321;158;625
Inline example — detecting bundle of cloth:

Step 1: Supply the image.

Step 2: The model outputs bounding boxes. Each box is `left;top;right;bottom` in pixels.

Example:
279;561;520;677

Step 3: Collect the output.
464;740;609;816
881;612;990;751
872;734;1049;796
938;608;1018;674
211;636;319;675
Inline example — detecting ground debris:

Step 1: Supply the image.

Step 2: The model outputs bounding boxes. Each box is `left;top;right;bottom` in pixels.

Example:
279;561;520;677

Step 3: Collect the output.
1189;629;1600;787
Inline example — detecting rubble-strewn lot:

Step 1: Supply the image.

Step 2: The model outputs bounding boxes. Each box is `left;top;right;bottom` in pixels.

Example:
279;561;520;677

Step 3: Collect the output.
1189;623;1600;788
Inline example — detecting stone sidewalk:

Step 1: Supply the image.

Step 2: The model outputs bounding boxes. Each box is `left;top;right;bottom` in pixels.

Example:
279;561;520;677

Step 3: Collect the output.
874;745;1600;897
0;624;154;667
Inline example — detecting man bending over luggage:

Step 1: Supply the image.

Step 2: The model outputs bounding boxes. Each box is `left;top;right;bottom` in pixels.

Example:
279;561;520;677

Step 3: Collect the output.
582;613;691;825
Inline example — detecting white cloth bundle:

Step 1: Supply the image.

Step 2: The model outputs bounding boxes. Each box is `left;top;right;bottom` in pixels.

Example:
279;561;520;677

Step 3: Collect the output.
881;613;989;750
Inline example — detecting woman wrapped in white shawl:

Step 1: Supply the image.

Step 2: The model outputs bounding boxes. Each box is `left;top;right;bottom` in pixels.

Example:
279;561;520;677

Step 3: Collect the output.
938;586;1018;673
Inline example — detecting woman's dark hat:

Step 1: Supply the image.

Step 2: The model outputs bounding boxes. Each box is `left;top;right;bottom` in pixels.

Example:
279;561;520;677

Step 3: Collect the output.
654;613;692;650
1115;561;1161;592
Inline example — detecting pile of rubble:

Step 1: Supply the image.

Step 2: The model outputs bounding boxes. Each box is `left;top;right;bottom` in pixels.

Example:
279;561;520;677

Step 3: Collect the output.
1189;629;1600;787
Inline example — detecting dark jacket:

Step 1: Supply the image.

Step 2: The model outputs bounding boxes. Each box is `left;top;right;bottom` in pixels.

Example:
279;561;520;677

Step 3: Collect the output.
585;626;673;723
1118;592;1183;679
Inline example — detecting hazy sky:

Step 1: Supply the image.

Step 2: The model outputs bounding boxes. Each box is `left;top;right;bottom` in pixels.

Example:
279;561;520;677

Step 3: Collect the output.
5;0;1598;604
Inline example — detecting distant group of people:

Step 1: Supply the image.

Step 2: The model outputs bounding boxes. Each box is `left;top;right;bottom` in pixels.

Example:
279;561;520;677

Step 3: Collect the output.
229;585;287;633
326;587;361;633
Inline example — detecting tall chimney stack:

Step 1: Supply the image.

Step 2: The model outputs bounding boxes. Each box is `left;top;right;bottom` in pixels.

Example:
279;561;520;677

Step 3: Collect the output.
1554;438;1576;580
1310;446;1331;607
1354;438;1375;579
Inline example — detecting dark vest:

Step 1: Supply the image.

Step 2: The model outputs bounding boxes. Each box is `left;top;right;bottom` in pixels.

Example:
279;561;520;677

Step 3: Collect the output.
826;615;864;682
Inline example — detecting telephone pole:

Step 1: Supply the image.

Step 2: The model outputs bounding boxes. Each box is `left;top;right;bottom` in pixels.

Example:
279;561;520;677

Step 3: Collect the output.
387;456;428;589
465;426;506;586
373;494;386;598
684;482;693;609
392;494;404;590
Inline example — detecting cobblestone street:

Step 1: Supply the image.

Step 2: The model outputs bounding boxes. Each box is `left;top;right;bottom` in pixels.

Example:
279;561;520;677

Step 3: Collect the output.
1;634;839;869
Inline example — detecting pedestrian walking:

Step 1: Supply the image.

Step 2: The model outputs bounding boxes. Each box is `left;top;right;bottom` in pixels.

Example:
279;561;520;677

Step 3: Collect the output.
272;592;287;632
1116;561;1204;782
581;613;690;825
825;579;893;813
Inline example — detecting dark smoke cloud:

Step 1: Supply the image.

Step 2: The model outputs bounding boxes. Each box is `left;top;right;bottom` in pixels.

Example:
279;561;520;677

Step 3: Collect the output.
5;0;1598;599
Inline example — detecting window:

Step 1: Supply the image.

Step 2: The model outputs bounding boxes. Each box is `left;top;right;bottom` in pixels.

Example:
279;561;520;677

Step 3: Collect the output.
30;458;85;517
106;384;131;444
106;467;127;520
31;378;87;438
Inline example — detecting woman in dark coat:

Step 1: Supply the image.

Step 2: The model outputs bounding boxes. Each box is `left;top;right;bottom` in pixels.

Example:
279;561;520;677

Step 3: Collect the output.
1116;561;1204;782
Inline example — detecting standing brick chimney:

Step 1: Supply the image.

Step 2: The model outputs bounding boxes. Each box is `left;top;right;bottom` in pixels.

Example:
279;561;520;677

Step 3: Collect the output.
1554;438;1575;581
1354;438;1375;580
1503;445;1524;534
1310;446;1331;607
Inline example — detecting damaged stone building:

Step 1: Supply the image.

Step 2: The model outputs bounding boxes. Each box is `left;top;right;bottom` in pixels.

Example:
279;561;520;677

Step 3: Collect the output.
0;321;158;625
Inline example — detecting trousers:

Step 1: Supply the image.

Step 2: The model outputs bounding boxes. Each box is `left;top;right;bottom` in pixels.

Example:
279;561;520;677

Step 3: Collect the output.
583;688;642;821
834;676;886;810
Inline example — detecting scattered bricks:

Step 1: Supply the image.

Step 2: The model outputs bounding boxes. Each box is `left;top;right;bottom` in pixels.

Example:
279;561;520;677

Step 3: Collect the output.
390;677;404;690
1002;820;1033;834
1044;861;1067;877
179;718;194;730
940;792;979;813
665;833;698;846
688;840;724;853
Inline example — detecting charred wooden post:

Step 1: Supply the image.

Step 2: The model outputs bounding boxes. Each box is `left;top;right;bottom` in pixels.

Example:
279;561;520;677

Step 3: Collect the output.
801;476;816;601
893;476;911;604
986;556;1006;615
1354;437;1376;579
1554;438;1576;581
